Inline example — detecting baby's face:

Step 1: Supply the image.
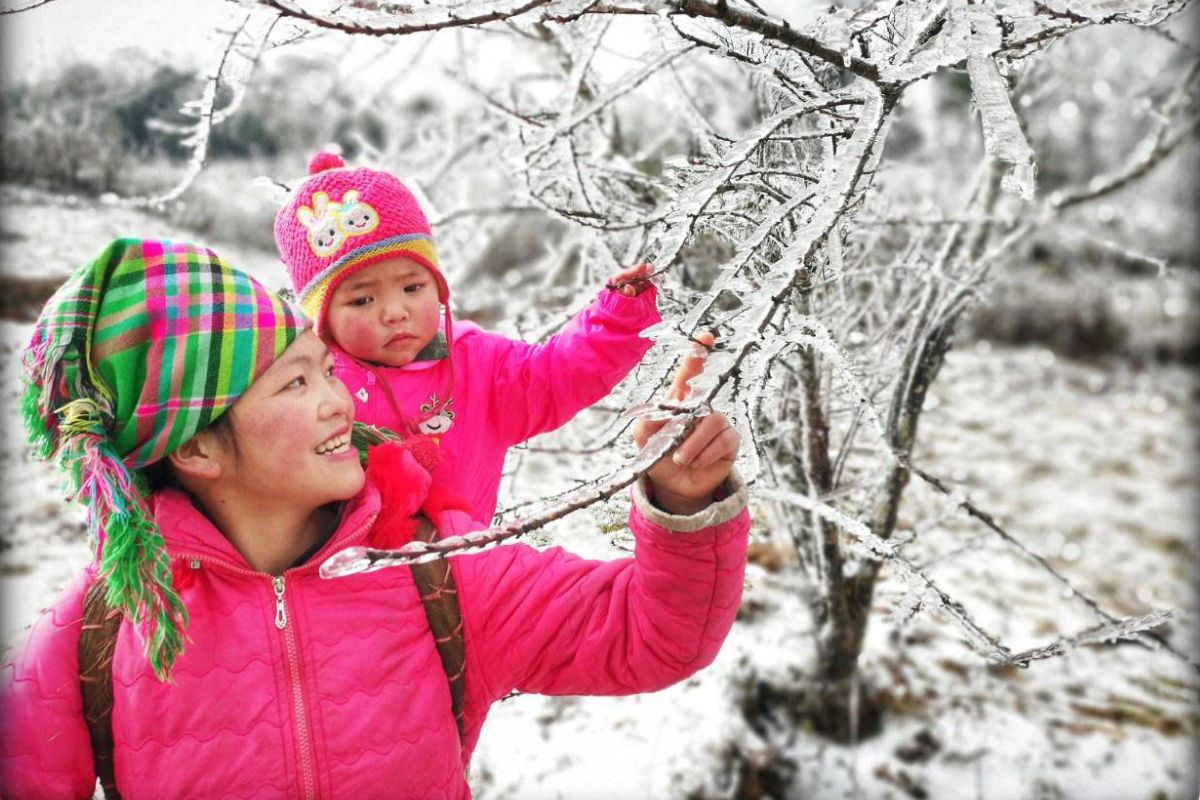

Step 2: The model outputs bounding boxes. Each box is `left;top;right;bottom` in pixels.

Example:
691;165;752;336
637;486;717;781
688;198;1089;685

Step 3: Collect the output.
325;257;442;367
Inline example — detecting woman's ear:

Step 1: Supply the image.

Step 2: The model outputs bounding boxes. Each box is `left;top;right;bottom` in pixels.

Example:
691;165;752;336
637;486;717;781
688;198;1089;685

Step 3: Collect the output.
167;431;226;482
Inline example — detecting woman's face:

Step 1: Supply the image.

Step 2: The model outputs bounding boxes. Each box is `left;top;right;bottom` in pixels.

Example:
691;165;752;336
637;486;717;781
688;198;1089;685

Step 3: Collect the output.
217;329;364;508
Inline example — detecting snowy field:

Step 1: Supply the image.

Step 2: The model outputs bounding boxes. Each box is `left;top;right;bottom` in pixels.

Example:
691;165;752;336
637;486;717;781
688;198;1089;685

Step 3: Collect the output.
0;188;1196;799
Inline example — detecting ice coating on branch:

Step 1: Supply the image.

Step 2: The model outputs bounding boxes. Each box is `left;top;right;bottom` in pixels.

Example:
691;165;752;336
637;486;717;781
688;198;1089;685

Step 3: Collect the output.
120;7;276;208
826;224;844;279
792;319;892;457
882;2;972;84
526;43;695;155
320;547;373;579
1005;611;1174;666
759;486;1013;662
653;96;837;278
964;5;1038;199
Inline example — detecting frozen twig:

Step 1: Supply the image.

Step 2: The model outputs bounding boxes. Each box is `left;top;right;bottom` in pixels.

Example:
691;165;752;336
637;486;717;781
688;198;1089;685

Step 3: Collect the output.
1004;612;1174;667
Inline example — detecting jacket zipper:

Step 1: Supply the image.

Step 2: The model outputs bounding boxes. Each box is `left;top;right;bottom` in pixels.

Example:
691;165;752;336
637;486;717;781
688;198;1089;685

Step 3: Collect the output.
172;511;378;800
274;575;317;800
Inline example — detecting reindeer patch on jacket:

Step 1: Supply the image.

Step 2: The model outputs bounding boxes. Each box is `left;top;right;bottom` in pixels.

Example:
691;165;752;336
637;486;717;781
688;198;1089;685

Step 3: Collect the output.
418;395;455;438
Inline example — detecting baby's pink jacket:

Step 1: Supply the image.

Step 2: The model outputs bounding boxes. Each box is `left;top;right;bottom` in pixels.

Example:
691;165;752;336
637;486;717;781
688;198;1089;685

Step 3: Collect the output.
0;462;748;799
336;285;660;523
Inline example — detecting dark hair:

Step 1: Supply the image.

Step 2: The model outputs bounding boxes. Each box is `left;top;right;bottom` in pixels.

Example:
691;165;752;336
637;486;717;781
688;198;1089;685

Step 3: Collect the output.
140;412;238;493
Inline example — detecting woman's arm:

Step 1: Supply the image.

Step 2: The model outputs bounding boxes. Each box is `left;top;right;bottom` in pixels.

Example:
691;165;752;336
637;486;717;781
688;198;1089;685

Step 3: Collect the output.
461;331;748;698
483;283;661;446
458;473;749;699
0;569;98;799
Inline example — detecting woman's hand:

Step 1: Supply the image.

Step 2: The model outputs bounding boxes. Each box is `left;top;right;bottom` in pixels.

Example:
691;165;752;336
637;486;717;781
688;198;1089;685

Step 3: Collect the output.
607;263;654;297
634;333;739;515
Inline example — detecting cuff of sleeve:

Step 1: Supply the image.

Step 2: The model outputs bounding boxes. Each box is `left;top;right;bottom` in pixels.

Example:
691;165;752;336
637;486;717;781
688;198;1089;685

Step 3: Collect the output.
597;282;660;322
631;468;748;533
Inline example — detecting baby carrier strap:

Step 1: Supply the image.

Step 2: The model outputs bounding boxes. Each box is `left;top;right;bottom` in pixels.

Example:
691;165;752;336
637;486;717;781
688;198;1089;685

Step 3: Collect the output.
78;517;468;793
409;513;468;747
79;578;123;800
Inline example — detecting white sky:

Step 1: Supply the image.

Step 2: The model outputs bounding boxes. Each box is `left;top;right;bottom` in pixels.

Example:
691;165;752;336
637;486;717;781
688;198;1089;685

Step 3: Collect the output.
2;0;240;81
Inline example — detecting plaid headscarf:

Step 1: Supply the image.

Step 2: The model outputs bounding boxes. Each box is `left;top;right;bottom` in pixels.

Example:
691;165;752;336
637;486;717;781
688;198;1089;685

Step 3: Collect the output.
22;238;308;678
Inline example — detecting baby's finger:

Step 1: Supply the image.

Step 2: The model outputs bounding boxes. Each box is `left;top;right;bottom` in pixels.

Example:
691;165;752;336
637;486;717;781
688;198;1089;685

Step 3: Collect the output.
610;263;650;284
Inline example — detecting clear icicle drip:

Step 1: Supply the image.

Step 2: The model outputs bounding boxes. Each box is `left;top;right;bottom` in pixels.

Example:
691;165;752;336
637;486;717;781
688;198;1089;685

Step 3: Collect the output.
963;5;1037;200
826;224;844;279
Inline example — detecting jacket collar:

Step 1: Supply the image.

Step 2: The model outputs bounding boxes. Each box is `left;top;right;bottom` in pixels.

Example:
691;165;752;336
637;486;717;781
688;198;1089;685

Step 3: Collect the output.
152;481;382;573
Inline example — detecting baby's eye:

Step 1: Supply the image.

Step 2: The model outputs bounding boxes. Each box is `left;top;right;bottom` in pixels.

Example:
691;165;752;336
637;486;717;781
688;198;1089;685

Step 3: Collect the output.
349;296;373;307
404;283;425;294
284;375;306;390
325;363;337;379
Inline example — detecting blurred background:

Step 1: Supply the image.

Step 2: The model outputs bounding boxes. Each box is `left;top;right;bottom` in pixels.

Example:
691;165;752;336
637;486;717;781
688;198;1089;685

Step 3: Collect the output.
1;0;1196;797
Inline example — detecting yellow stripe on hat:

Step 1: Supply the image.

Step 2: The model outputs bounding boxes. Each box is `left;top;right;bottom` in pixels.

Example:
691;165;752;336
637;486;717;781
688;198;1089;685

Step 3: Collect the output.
300;235;440;322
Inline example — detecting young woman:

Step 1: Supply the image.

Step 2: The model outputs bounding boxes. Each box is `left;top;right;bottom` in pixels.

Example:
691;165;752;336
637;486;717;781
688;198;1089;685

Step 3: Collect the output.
0;238;749;798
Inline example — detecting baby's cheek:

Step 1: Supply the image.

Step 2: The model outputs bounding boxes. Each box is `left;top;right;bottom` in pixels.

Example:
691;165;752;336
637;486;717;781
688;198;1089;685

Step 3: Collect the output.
333;317;380;358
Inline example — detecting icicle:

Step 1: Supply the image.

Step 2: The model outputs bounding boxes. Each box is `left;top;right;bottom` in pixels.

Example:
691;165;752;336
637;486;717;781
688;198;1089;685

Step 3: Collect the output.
963;5;1037;200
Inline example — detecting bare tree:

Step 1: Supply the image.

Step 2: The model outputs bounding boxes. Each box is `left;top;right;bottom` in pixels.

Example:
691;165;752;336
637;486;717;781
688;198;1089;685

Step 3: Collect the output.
246;0;1197;756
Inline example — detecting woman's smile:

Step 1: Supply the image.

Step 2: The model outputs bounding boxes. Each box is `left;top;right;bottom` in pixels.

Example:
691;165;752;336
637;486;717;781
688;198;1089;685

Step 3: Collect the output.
315;427;354;457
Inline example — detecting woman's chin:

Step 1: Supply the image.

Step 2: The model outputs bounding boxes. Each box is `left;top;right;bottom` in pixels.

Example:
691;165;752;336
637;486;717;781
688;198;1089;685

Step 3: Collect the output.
315;457;367;502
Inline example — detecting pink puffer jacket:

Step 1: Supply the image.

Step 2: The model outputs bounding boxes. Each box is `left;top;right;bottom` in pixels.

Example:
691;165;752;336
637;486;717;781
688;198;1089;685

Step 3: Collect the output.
337;285;660;524
0;469;748;798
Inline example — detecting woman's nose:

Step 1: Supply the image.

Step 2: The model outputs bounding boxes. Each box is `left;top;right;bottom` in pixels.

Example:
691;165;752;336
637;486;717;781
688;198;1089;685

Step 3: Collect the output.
321;376;355;421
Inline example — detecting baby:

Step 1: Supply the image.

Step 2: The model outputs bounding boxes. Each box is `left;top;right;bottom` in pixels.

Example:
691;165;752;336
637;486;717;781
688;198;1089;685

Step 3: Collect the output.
274;151;661;524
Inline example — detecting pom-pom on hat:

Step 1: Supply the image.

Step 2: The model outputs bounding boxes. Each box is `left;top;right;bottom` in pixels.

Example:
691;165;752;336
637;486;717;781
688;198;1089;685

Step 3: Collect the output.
22;238;308;679
274;150;451;335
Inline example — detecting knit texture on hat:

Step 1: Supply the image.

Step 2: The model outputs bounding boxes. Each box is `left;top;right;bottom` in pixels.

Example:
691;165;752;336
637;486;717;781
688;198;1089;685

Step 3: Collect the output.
274;151;450;332
21;238;308;678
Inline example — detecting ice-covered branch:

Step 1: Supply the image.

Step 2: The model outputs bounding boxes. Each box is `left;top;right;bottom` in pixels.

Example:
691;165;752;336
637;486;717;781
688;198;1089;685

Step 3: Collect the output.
1004;612;1174;667
759;487;1015;664
1048;62;1198;211
667;0;883;82
257;0;556;35
0;0;59;13
118;9;279;208
909;463;1200;672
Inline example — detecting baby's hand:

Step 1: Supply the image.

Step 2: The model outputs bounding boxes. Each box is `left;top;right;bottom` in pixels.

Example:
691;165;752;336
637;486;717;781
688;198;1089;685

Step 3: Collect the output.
635;332;739;516
607;263;654;297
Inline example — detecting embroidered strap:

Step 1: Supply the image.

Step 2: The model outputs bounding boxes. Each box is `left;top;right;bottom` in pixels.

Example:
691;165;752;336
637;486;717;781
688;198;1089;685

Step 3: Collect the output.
409;514;467;748
79;579;123;800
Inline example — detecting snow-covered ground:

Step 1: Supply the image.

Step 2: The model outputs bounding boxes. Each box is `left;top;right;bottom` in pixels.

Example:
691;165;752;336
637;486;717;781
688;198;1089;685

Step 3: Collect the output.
0;189;1195;799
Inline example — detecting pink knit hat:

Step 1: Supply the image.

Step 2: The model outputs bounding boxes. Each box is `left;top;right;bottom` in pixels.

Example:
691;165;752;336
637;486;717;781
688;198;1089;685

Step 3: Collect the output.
274;151;451;334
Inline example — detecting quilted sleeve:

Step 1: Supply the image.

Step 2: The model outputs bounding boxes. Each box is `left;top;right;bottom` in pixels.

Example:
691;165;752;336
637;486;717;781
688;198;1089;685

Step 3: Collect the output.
0;568;98;799
482;286;661;446
457;472;748;700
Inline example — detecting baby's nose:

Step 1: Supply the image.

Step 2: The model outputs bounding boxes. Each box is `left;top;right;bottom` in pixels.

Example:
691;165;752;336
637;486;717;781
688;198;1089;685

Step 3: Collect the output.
382;299;408;321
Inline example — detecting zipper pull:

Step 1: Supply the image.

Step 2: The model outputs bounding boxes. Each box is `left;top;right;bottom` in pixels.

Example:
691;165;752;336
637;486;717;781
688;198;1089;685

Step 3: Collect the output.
273;576;288;629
